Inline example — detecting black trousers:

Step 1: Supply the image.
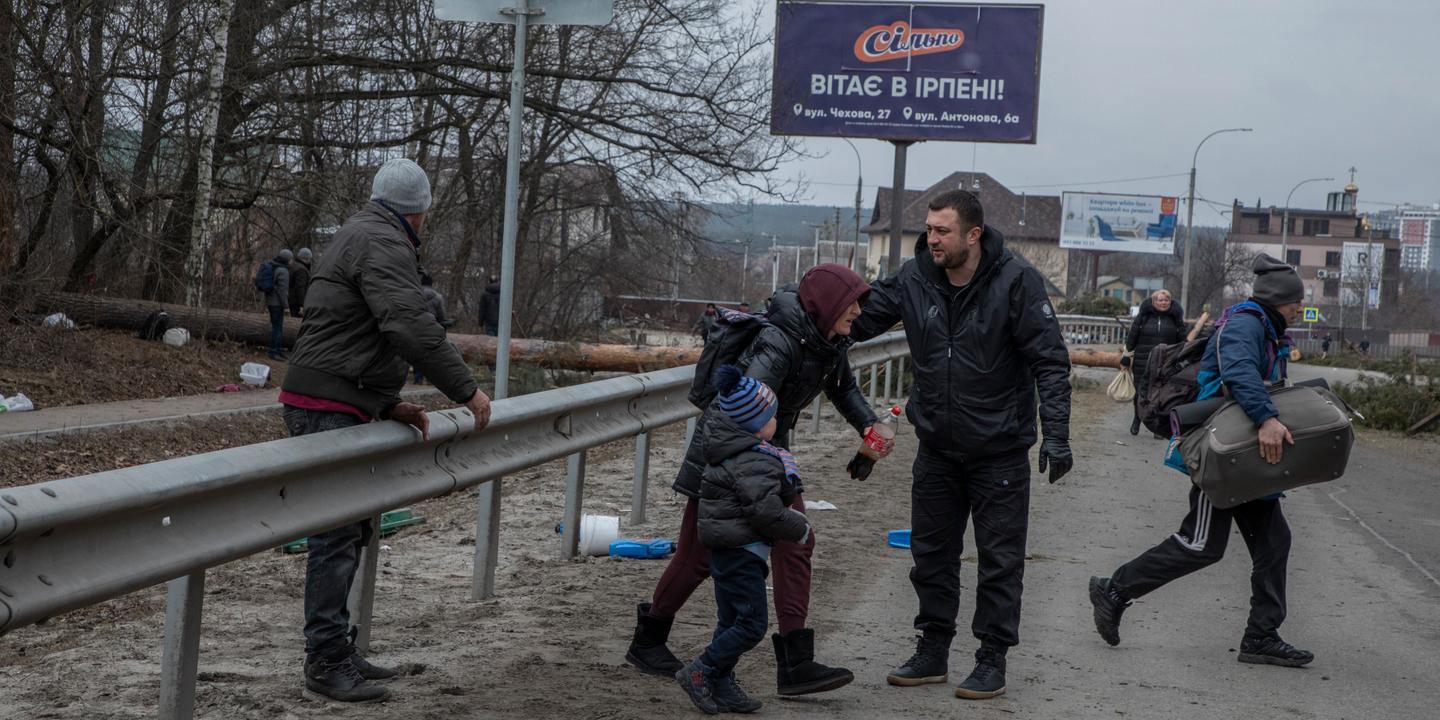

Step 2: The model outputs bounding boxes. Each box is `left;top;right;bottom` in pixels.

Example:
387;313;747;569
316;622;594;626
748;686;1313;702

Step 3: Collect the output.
1111;485;1291;641
910;445;1031;648
282;406;374;661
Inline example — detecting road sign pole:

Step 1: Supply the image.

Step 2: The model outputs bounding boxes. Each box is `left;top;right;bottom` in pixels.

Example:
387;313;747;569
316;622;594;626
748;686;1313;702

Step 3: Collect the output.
493;0;532;401
887;141;913;278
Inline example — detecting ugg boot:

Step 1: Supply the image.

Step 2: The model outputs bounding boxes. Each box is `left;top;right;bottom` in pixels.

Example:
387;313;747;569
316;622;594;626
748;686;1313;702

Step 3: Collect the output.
772;629;854;696
625;602;683;676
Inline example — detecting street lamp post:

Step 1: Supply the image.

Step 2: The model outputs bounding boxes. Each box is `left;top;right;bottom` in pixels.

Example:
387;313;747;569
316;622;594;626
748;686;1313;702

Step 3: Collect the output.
1280;177;1334;261
1181;127;1252;313
841;138;864;276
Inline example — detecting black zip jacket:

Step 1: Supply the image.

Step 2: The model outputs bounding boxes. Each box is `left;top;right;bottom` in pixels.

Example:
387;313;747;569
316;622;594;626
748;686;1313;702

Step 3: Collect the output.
671;286;877;498
698;411;811;549
850;227;1071;459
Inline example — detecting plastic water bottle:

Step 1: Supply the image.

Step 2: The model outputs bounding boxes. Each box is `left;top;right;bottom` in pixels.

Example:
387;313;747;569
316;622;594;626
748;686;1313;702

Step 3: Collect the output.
847;406;901;480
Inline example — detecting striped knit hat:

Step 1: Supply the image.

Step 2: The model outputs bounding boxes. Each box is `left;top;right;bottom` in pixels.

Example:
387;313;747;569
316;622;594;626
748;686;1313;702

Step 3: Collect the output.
712;365;778;434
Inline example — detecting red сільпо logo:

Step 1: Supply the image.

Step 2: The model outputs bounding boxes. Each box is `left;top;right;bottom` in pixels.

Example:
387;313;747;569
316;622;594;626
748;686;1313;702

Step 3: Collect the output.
853;21;964;63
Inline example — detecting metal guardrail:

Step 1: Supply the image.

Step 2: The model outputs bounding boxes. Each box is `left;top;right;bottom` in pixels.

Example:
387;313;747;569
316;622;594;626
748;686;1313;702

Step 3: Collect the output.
0;330;909;719
1055;314;1129;346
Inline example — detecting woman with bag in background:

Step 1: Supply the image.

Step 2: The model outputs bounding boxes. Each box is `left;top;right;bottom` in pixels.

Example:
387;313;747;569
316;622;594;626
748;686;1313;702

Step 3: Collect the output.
1121;290;1185;436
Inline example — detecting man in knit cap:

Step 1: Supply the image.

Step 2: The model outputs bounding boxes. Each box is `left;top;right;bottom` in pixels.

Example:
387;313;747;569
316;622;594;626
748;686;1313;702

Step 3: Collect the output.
262;248;292;360
281;158;493;703
289;247;314;318
1089;253;1313;669
626;263;883;697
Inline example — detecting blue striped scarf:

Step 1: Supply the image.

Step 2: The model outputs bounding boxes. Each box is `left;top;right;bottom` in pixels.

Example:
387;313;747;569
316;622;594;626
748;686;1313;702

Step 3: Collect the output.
752;440;802;491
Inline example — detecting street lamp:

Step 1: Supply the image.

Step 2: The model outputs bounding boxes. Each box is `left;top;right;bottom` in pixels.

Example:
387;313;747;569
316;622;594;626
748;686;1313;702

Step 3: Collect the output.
1280;177;1334;260
1180;127;1252;313
840;138;865;275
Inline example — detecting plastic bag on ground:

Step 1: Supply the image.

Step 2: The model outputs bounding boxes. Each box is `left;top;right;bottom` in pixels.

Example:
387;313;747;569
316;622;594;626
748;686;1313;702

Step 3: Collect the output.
1107;369;1136;402
239;362;271;386
42;313;75;330
1;393;35;412
162;327;191;347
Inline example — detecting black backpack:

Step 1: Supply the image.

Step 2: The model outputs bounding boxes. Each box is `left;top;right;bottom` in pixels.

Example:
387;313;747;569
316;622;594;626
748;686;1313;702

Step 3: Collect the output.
687;309;799;409
1136;337;1209;435
254;261;276;292
137;310;170;341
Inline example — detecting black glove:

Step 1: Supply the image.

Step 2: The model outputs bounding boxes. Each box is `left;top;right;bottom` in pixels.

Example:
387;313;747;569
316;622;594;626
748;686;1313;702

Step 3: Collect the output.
1119;354;1132;369
1038;438;1073;484
846;454;876;481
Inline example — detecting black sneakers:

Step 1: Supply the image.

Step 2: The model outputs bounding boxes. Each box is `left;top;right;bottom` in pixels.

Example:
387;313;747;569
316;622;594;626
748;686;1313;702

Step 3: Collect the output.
711;673;763;713
626;602;684;676
886;632;950;686
1238;636;1314;668
954;646;1006;700
348;649;401;680
676;658;719;715
1089;576;1131;647
304;655;390;703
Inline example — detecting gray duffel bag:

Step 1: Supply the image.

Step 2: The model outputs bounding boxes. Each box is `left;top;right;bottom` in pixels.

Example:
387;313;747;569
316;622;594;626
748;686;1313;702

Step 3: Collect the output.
1178;385;1357;509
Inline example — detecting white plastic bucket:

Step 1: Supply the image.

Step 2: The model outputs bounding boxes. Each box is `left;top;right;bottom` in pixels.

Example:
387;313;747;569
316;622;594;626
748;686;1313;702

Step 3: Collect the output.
578;514;620;556
162;327;191;347
239;362;271;386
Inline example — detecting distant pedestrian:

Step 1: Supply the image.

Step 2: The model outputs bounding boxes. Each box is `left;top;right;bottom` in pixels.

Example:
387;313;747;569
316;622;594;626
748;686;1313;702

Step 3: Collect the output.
478;275;501;336
1321;333;1332;359
280;158;493;703
1121;290;1185;437
694;303;719;341
1359;339;1370;355
1089;254;1313;669
674;366;811;715
288;248;313;318
414;270;454;384
262;249;293;360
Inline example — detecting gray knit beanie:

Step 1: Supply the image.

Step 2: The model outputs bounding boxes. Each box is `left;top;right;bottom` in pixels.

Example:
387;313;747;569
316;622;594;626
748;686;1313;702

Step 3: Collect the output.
1251;253;1304;306
297;247;313;261
370;158;432;214
277;248;294;263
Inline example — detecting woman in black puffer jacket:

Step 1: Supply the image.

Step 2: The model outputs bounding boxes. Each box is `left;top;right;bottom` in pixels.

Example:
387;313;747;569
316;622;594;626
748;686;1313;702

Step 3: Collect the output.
1121;290;1186;435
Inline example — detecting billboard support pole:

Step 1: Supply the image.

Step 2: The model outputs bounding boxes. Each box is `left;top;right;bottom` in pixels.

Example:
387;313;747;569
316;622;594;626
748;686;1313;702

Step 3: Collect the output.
887;141;914;278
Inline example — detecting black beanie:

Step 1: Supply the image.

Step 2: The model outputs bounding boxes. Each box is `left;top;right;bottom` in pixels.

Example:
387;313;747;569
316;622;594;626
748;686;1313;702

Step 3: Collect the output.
1251;254;1304;306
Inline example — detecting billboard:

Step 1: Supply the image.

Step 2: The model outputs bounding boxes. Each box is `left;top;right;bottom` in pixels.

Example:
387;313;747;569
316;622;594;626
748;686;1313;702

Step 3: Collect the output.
770;2;1044;143
1059;192;1180;255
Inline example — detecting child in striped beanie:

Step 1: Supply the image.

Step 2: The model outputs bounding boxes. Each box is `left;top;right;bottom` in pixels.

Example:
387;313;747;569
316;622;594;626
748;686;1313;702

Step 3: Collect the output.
676;365;812;713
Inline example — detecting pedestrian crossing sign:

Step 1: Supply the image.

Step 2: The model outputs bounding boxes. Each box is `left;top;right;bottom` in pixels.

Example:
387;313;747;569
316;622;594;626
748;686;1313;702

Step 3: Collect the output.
1303;307;1319;323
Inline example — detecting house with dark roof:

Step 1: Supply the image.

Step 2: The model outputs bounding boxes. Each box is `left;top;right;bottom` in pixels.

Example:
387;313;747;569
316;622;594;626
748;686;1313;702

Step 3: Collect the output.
862;172;1070;296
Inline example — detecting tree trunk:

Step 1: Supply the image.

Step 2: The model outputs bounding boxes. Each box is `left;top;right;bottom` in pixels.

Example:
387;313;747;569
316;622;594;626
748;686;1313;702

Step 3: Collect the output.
0;0;15;272
33;291;1122;373
183;0;236;307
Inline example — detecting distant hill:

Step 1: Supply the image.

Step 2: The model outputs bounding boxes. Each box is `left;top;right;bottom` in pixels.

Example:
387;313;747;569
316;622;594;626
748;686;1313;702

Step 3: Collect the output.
698;202;872;247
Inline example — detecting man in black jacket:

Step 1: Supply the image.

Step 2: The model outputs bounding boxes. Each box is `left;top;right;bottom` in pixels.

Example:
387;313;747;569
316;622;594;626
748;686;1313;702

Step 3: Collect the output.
627;264;881;697
850;189;1072;701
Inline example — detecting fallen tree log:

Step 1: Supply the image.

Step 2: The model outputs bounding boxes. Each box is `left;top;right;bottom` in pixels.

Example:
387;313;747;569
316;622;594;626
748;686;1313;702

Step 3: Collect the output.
32;291;1121;372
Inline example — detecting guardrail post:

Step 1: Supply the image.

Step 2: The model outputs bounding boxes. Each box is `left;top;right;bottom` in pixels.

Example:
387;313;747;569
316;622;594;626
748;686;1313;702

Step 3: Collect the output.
158;570;205;720
470;479;503;601
684;416;698;447
884;359;895;405
896;356;906;399
630;433;651;526
560;451;588;559
347;513;382;652
868;364;878;406
810;396;822;434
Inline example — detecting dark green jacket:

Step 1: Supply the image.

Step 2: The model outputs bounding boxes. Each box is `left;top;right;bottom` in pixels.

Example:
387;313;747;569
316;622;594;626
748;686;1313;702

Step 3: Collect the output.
282;202;477;418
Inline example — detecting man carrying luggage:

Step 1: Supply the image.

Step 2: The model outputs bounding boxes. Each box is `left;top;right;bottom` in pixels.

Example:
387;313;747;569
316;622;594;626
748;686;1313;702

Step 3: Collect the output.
1089;254;1313;668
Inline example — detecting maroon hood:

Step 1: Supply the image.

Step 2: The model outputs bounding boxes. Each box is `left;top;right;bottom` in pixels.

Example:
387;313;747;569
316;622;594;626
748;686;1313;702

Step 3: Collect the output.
799;263;870;338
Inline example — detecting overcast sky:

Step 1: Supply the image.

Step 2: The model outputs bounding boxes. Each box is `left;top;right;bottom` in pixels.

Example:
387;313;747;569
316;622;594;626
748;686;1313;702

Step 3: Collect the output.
754;0;1440;224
